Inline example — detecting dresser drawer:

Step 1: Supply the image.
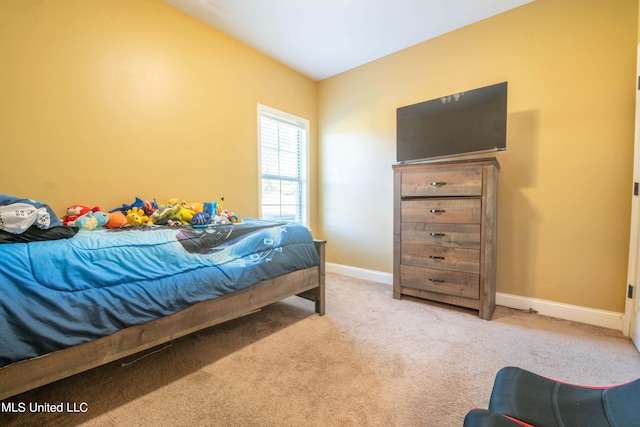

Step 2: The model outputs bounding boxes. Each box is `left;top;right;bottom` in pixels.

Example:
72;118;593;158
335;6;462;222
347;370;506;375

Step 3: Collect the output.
400;265;479;299
401;244;480;274
401;167;483;197
401;223;481;248
402;198;481;224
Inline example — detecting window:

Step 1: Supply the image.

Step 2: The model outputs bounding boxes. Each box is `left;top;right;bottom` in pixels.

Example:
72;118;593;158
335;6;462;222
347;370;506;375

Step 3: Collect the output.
258;105;309;226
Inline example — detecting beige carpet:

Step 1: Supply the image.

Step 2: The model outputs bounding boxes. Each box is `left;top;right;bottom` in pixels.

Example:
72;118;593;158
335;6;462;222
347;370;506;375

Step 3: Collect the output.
2;272;639;427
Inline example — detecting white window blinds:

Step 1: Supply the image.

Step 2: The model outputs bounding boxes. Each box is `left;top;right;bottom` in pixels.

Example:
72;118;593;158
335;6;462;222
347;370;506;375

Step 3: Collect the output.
259;106;309;226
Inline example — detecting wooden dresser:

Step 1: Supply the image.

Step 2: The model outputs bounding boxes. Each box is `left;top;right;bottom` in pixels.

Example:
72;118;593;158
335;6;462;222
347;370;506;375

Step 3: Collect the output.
392;157;499;320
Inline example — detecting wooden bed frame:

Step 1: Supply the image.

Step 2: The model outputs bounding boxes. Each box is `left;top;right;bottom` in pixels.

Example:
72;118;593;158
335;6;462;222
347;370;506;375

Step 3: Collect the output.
0;240;326;401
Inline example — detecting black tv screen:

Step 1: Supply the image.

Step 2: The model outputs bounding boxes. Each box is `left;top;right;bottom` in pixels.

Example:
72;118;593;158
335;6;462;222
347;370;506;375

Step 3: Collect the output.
396;82;507;163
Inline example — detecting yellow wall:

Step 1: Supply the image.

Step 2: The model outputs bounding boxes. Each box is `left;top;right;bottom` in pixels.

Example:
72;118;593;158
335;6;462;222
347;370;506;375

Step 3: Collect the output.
0;0;319;230
318;0;638;312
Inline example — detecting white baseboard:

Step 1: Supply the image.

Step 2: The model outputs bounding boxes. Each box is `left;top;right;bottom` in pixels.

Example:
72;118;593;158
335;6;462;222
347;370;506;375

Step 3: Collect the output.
495;292;623;331
326;263;624;331
326;262;393;285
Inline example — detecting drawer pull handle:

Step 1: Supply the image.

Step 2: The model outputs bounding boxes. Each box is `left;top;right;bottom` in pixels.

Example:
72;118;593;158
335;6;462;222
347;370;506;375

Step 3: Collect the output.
429;278;445;283
430;182;447;187
430;209;446;213
430;232;445;238
429;256;445;260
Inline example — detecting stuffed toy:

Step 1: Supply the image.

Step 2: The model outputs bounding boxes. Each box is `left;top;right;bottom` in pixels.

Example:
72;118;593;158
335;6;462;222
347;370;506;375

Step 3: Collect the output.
75;212;99;231
142;199;158;216
75;211;110;231
148;200;198;225
212;214;230;225
104;211;127;229
110;197;147;214
93;211;110;229
214;197;242;223
62;205;100;226
163;199;202;214
181;201;204;213
126;207;149;226
191;212;211;227
220;209;241;223
175;206;196;224
149;205;181;225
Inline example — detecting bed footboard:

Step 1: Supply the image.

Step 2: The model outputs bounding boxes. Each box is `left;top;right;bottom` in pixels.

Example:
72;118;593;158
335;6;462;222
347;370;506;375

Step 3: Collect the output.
0;240;326;401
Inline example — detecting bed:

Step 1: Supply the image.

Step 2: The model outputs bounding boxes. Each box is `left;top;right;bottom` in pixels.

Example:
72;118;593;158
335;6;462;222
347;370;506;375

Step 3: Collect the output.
0;217;325;400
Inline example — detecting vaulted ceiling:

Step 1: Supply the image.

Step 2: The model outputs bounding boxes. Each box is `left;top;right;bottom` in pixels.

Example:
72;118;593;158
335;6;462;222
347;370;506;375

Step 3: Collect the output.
162;0;535;81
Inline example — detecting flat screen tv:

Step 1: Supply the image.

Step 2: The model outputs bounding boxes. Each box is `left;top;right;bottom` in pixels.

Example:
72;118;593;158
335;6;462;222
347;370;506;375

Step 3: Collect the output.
396;82;507;163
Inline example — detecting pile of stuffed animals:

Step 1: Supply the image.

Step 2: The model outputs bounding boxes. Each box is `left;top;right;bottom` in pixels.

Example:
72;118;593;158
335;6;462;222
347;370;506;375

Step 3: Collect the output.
62;197;241;231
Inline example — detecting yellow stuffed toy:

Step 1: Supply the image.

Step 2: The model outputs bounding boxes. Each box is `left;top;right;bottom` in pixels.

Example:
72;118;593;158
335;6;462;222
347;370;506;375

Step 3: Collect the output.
126;207;149;226
175;206;196;224
181;201;203;213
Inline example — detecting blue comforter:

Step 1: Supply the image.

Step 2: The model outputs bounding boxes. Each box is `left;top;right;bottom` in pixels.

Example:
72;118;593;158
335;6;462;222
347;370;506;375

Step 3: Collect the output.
0;219;319;367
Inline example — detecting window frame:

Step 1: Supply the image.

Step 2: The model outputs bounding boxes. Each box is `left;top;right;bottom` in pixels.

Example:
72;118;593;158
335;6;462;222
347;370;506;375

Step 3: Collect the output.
257;104;310;227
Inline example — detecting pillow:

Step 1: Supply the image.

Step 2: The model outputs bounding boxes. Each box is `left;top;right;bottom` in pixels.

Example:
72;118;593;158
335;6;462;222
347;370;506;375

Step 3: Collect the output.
0;195;63;234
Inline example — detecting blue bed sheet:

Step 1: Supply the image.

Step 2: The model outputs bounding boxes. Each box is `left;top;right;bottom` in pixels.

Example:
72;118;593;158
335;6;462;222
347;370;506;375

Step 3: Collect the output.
0;219;319;367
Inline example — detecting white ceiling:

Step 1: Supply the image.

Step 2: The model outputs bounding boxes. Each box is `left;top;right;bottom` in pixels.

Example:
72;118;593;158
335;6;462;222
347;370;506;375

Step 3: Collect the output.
162;0;534;81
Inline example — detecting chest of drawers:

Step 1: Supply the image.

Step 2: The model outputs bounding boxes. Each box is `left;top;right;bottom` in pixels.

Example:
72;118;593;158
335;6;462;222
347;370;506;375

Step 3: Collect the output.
392;158;499;320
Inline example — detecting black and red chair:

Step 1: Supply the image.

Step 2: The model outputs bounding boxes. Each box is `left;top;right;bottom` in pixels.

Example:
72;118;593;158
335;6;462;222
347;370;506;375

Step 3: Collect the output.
463;366;640;427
